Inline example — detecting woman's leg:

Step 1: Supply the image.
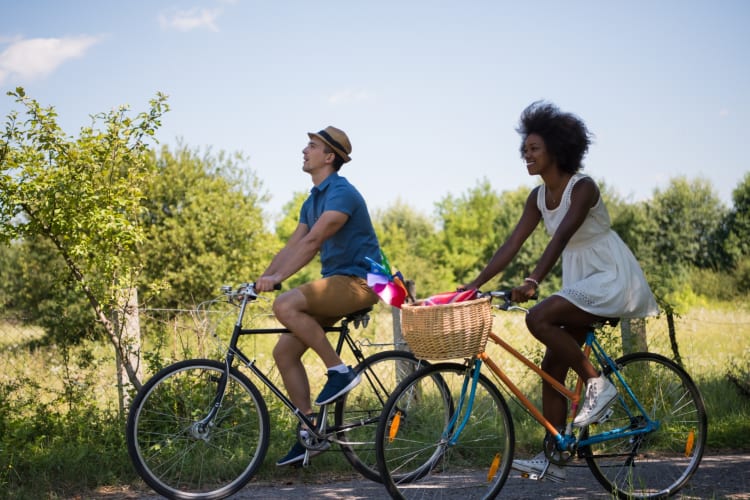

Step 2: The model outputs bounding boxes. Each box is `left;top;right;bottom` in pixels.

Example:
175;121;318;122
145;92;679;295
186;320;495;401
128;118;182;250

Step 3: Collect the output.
526;295;603;427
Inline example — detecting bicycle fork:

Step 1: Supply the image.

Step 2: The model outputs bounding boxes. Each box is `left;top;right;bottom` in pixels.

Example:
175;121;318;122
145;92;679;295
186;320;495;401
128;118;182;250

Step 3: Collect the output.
443;359;483;445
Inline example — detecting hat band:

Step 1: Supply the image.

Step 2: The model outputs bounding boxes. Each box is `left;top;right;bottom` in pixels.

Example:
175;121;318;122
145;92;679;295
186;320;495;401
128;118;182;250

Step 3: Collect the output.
317;130;348;157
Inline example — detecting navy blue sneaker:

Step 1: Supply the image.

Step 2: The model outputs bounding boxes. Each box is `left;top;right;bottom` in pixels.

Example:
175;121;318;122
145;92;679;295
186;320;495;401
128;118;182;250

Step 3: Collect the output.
276;440;330;467
314;366;361;405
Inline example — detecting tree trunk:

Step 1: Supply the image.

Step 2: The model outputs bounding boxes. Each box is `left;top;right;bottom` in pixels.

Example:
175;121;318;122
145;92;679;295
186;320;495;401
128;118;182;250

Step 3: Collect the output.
112;287;143;416
620;317;648;354
667;311;683;367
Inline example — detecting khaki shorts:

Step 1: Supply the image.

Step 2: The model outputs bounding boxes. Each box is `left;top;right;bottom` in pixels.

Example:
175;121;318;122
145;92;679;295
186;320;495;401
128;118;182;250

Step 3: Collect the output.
298;275;379;327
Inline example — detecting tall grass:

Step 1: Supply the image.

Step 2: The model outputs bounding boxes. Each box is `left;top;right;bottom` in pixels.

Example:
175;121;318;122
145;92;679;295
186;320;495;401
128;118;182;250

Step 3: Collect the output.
1;300;748;498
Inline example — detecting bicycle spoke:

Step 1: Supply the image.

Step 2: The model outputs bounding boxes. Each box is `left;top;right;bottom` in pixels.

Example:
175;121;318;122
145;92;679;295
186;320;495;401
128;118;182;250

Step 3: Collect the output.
583;353;706;500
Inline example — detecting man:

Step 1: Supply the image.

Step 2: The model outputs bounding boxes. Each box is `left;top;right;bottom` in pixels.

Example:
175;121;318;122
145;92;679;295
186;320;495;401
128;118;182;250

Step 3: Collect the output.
255;126;381;466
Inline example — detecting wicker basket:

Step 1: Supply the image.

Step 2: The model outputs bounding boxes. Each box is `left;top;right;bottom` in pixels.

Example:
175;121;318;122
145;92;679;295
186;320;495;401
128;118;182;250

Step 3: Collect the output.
400;297;492;360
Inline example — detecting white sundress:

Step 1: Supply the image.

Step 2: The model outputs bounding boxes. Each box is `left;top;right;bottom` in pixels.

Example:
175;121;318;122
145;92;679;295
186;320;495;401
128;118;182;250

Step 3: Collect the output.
538;173;659;319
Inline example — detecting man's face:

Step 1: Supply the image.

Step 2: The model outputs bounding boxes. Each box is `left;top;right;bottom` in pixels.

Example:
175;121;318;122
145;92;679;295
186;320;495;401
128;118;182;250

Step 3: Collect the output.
302;137;334;174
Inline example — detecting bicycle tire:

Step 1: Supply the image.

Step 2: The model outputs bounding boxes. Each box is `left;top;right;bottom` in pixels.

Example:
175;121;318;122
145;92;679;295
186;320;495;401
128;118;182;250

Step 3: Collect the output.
376;362;515;499
335;350;427;482
582;352;707;500
126;359;270;500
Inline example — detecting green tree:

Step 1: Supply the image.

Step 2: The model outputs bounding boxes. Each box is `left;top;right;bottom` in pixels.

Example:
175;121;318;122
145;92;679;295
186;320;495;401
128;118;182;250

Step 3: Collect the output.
641;177;726;364
0;236;98;342
649;176;727;271
722;173;750;294
0;88;168;394
138;144;278;308
435;181;553;291
374;199;449;296
435;179;506;285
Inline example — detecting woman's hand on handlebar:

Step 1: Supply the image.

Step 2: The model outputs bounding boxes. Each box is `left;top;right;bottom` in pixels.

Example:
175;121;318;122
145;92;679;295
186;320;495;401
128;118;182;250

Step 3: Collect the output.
511;282;538;303
458;280;480;292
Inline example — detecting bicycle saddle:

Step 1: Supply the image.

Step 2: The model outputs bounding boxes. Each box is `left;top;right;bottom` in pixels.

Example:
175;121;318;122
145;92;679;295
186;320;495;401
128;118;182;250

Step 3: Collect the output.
344;307;373;328
592;317;620;329
345;306;373;320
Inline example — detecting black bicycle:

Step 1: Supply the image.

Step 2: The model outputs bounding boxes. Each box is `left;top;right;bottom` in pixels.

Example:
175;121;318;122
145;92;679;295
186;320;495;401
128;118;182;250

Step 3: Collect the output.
126;283;425;499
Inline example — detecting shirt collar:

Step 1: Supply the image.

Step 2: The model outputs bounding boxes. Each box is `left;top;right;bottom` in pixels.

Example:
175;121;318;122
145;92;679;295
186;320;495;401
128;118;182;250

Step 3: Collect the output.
311;172;339;194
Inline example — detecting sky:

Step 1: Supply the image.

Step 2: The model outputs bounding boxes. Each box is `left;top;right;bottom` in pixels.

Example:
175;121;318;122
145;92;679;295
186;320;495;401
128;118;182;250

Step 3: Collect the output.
1;0;748;222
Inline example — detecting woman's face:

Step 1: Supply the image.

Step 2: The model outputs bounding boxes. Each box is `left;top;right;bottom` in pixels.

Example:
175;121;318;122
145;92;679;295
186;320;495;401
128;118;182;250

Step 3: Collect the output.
522;133;554;175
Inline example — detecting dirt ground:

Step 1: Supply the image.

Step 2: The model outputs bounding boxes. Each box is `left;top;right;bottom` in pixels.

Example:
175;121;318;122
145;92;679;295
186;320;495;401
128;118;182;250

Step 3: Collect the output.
78;452;749;500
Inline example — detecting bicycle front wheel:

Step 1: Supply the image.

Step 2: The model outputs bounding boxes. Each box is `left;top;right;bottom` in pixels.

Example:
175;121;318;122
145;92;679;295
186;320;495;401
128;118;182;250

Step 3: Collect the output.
335;350;427;482
582;352;707;500
376;362;514;499
126;359;270;500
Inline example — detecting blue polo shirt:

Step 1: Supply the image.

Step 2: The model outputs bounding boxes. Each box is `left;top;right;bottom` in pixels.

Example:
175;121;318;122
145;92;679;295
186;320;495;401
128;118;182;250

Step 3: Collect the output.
300;173;381;279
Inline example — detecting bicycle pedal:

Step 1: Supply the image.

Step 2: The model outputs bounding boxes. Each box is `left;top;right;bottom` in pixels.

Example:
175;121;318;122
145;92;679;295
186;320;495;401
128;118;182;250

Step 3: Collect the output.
597;407;614;424
542;472;566;483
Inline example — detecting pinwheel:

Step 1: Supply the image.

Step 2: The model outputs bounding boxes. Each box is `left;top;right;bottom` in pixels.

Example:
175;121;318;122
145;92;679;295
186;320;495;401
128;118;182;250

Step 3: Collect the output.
366;251;413;308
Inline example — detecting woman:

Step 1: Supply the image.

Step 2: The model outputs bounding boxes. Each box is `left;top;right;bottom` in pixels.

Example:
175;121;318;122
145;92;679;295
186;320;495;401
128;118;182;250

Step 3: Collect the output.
462;101;659;481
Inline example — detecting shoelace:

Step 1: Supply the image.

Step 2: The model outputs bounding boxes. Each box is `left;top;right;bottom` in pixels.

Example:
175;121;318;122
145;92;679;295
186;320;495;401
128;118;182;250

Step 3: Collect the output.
581;382;599;413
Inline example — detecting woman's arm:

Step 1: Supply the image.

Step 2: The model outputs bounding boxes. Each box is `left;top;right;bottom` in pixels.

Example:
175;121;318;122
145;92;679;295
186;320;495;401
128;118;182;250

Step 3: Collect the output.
526;176;599;286
464;187;542;290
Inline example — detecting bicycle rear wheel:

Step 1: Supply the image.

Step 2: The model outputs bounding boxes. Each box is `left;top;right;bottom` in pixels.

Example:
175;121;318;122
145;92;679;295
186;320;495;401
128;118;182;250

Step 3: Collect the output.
126;359;270;500
582;353;707;500
376;362;514;499
335;350;426;482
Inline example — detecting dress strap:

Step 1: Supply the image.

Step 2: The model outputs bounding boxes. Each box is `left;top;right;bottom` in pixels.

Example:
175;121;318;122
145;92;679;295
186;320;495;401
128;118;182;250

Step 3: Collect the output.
535;184;546;212
561;173;589;206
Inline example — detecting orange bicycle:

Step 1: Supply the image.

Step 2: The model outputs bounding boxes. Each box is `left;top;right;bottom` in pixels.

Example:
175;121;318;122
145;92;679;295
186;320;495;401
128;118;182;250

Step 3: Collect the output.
375;290;707;499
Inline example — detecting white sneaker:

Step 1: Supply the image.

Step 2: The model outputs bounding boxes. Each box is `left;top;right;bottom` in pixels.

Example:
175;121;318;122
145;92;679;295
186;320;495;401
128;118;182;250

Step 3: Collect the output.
512;452;567;482
574;374;617;427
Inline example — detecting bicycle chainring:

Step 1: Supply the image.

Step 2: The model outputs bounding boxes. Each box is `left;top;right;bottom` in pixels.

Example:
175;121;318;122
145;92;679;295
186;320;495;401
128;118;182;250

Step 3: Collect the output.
543;432;575;465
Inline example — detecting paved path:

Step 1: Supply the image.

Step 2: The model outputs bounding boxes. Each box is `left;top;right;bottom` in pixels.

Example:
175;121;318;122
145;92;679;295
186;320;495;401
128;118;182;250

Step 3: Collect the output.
114;453;749;499
230;453;748;499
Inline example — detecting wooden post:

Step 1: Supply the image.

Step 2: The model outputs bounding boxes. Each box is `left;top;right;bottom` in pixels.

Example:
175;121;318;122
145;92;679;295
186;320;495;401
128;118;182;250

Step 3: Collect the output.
392;280;416;381
114;287;143;416
620;317;648;354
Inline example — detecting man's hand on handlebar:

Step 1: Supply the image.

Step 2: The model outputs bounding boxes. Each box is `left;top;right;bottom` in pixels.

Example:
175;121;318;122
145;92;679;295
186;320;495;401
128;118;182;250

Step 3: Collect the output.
255;275;282;293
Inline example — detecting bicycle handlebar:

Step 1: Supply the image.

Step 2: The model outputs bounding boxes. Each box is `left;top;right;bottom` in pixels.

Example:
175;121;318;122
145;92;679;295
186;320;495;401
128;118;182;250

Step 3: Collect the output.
480;289;538;311
220;282;282;302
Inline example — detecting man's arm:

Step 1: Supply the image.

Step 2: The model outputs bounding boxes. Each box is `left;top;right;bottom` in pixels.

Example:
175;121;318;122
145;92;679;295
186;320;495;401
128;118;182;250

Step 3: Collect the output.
256;210;348;291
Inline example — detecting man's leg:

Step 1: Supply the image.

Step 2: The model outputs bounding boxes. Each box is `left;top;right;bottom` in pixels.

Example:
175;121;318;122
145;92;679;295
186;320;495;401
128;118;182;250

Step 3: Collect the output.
272;287;343;369
279;276;378;406
272;332;313;415
271;289;338;467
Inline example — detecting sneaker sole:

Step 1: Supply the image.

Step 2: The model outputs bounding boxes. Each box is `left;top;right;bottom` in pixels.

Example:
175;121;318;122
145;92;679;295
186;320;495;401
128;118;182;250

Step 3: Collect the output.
512;463;566;482
314;374;362;405
276;444;330;466
518;470;566;483
573;392;618;427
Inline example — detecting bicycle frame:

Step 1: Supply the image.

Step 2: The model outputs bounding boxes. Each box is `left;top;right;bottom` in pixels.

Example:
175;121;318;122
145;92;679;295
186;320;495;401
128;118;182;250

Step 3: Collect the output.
375;292;706;499
206;290;375;442
458;328;660;454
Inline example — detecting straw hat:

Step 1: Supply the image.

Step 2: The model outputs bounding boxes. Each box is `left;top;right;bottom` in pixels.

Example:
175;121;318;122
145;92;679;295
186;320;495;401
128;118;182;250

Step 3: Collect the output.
308;126;352;163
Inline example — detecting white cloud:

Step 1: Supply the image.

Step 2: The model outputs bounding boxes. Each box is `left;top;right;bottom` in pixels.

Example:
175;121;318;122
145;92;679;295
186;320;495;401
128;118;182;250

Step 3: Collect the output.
327;89;373;105
0;35;101;84
719;108;730;117
158;8;222;32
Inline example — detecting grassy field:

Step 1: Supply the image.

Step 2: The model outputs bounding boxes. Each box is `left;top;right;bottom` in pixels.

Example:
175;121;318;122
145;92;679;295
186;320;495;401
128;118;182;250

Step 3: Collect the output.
1;299;749;498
